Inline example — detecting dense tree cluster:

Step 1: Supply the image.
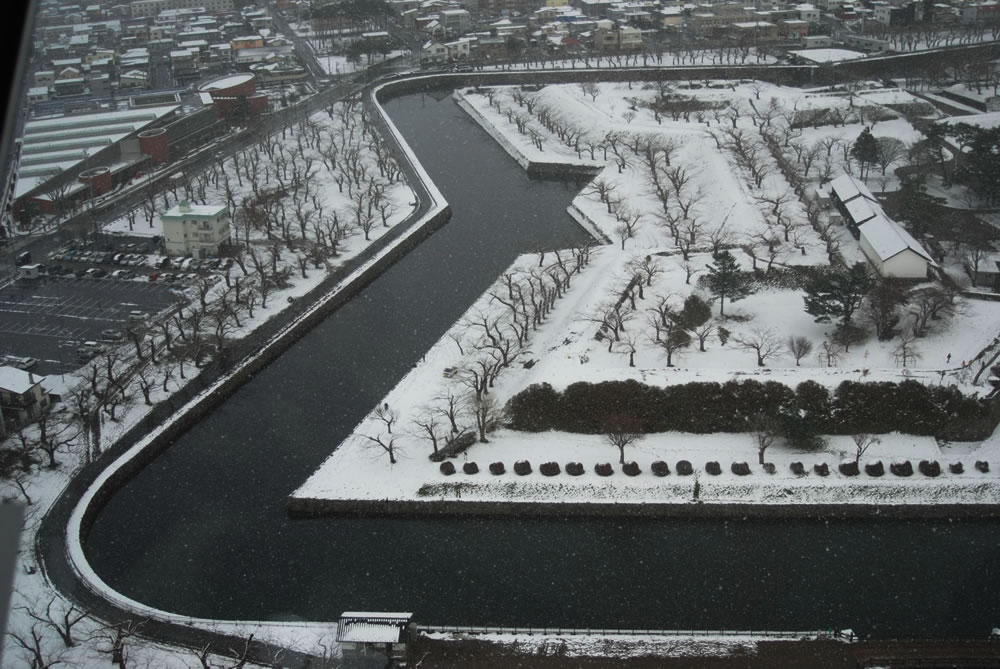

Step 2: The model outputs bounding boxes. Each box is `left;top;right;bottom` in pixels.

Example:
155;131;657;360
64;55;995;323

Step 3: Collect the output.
505;378;988;441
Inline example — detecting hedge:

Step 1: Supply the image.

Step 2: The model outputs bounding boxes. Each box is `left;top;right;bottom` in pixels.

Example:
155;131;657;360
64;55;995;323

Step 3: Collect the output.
514;460;532;476
705;461;721;476
505;379;992;439
651;460;670;476
890;461;913;477
865;461;885;477
595;463;614;476
814;462;829;477
949;462;964;474
976;461;990;473
731;462;751;476
622;461;641;476
790;462;806;476
839;461;859;477
676;460;693;476
540;462;560;477
440;461;456;476
489;462;505;475
463;462;479;475
566;462;585;476
762;462;776;475
918;460;940;477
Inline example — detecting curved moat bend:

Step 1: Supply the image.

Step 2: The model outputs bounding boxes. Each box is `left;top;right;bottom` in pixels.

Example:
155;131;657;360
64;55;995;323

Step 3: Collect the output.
83;90;1000;637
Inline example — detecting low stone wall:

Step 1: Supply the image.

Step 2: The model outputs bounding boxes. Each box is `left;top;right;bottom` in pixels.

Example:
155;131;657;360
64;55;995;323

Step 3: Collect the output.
286;496;1000;520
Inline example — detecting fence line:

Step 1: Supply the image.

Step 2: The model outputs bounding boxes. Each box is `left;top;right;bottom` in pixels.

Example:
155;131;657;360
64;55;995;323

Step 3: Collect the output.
416;625;837;640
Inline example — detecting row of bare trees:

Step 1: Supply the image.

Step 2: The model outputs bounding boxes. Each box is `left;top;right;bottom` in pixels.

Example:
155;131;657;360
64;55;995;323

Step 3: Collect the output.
358;245;598;463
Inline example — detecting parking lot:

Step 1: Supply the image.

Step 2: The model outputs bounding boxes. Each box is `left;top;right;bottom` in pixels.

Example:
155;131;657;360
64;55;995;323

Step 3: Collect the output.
0;276;181;377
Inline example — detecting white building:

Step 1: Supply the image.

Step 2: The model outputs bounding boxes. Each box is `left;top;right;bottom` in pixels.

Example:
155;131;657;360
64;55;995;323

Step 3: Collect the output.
858;213;935;279
130;0;235;18
161;201;231;258
0;366;50;437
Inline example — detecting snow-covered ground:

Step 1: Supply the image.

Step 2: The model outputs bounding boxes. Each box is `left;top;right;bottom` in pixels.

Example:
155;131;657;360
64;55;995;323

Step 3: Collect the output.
295;80;1000;512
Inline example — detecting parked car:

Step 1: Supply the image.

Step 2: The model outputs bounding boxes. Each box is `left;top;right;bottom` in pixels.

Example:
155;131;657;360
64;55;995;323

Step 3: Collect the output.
86;268;106;278
128;310;147;323
110;269;134;280
99;329;124;341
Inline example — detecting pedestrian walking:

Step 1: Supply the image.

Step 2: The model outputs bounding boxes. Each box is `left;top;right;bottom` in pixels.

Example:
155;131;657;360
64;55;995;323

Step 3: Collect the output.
947;353;952;364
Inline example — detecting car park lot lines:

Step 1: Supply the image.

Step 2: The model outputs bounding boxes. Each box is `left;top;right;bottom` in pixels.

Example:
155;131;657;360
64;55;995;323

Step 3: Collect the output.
0;276;180;375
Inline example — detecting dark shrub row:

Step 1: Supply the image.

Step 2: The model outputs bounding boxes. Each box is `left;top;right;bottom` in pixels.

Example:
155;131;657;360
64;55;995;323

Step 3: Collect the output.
506;379;989;441
447;459;989;479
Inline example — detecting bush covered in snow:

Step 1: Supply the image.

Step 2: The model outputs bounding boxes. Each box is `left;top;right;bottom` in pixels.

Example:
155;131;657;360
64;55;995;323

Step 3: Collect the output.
731;462;751;476
540;462;561;476
918;460;940;477
976;461;990;473
814;463;829;476
622;461;641;476
514;460;532;476
890;461;914;477
762;462;777;475
505;378;989;438
595;463;614;476
950;462;964;474
866;461;885;477
440;461;456;475
705;461;721;475
463;461;479;475
651;460;670;476
490;461;506;475
676;460;693;476
790;462;806;476
566;462;585;476
839;461;859;477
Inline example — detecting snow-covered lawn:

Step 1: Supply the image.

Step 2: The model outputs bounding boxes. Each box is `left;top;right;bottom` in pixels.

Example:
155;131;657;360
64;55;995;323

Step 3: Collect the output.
295;80;1000;512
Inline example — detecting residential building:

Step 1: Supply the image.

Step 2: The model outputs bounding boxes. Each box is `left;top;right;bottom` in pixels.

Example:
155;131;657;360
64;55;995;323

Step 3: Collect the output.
0;367;51;437
130;0;235;18
161;201;231;258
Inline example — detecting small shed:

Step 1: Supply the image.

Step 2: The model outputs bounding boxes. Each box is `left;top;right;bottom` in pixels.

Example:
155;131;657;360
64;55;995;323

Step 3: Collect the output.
336;611;413;662
858;213;935;279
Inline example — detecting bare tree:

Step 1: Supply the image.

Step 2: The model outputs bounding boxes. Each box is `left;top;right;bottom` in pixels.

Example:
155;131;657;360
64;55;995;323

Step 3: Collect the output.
373;403;398;434
411;409;444;455
357;432;399;464
16;596;89;648
7;621;66;668
468;393;503;443
749;413;780;465
734;328;783;366
851;433;880;464
893;331;921;367
604;419;645;464
785;335;814;366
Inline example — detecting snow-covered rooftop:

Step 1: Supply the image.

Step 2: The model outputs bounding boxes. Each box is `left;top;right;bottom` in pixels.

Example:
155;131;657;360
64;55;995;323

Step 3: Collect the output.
161;201;227;219
859;213;935;264
788;48;866;63
0;366;45;395
829;173;877;204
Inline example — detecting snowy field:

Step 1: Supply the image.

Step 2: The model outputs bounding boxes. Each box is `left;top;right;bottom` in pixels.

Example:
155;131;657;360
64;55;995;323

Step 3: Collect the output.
295;80;1000;511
